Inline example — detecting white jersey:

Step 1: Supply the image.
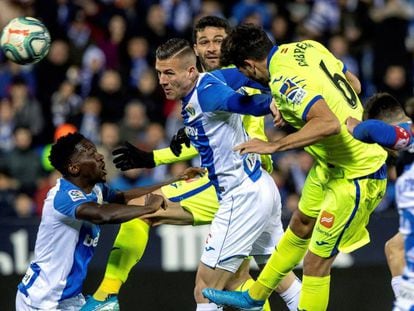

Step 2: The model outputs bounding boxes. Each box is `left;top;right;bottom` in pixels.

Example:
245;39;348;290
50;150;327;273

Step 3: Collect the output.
17;178;117;309
181;70;271;199
394;164;414;310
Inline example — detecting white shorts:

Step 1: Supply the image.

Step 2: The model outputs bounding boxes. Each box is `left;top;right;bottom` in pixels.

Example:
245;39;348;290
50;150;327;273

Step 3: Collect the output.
16;291;85;311
201;171;283;273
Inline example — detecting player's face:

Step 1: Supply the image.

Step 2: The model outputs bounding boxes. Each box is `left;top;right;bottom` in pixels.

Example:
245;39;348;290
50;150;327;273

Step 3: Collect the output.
156;56;196;100
194;26;227;71
72;139;107;183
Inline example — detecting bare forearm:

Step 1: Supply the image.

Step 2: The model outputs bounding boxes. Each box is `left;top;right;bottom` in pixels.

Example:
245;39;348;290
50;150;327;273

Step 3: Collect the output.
77;203;159;224
271;118;340;152
121;177;180;202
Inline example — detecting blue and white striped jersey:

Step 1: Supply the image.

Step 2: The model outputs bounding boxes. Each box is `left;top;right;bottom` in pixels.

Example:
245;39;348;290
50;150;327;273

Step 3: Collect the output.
181;69;272;198
17;178;117;309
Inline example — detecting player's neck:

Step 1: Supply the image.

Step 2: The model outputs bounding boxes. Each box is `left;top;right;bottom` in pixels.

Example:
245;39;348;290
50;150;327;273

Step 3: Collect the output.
66;176;95;194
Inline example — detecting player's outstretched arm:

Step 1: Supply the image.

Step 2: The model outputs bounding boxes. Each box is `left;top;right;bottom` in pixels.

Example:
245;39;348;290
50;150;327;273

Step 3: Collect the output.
75;193;166;224
348;117;411;150
235;99;341;155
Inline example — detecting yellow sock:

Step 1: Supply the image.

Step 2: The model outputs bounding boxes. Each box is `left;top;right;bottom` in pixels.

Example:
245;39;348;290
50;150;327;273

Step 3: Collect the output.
250;227;309;301
235;279;271;311
93;219;150;300
298;275;331;311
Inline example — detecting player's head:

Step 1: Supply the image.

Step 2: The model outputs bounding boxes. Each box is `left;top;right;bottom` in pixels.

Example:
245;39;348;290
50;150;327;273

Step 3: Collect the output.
156;38;198;100
363;92;408;123
220;24;273;85
49;132;107;183
193;16;231;71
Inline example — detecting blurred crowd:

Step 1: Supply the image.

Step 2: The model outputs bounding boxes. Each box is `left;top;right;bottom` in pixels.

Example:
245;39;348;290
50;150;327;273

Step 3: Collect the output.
0;0;413;219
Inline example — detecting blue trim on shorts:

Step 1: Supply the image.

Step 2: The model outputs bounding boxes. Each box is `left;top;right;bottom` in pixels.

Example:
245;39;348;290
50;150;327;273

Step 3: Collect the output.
167;181;213;202
18;262;41;297
330;180;361;257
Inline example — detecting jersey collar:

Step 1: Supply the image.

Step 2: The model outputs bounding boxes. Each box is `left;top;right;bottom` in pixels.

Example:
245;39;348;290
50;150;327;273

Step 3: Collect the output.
266;45;279;71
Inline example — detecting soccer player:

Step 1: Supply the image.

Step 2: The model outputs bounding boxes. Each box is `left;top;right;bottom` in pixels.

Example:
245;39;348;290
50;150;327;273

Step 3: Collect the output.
154;37;286;311
345;92;413;309
82;16;300;311
202;24;388;311
15;132;197;310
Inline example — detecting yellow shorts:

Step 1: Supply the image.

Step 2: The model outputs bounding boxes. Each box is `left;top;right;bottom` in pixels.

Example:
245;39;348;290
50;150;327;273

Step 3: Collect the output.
299;164;387;258
160;173;219;225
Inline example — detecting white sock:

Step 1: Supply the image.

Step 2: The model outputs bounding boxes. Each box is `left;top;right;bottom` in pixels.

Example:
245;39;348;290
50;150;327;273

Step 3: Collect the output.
392;275;403;298
196;302;223;310
279;277;302;311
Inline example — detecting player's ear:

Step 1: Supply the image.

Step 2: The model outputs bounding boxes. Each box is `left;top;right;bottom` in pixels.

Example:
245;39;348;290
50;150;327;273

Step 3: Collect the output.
188;66;197;81
68;162;80;176
243;59;255;71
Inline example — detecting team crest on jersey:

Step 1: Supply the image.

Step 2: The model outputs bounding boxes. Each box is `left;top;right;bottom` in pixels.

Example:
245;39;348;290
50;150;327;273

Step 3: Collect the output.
320;210;335;228
68;189;86;202
279;78;306;105
185;104;196;116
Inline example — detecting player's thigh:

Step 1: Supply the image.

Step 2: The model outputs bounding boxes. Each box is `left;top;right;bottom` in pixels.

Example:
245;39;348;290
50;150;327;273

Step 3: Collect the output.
298;165;325;219
158;174;219;225
309;177;386;258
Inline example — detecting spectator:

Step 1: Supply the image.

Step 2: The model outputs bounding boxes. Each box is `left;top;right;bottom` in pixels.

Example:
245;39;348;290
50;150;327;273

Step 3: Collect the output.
8;77;44;144
80;45;106;97
96;122;121;182
0;168;18;218
118;100;148;144
50;80;82;127
13;192;36;218
5;127;44;195
71;97;102;145
94;69;126;123
0;97;15;155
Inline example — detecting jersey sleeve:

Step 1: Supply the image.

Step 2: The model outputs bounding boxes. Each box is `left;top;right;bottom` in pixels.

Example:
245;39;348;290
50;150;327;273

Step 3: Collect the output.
271;76;323;123
198;75;272;116
212;68;269;92
353;120;412;150
153;145;199;165
100;183;118;202
53;190;93;218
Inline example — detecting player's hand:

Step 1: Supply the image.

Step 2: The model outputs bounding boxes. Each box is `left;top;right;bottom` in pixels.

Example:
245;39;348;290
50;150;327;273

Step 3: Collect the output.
145;193;167;211
170;127;191;157
112;142;155;170
233;138;277;155
345;117;361;135
270;99;285;128
178;167;206;180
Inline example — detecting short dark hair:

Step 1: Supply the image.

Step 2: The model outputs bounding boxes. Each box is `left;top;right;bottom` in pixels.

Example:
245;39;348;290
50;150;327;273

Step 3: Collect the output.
220;24;273;67
156;38;194;61
49;132;85;176
192;16;231;43
363;92;406;121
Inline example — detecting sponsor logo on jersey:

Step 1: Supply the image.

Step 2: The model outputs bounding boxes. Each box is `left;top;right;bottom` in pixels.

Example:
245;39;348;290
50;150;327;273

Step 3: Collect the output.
279;78;306;105
68;189;86;202
83;233;100;247
316;241;329;246
320;210;335;228
185;104;196;116
186;126;198;140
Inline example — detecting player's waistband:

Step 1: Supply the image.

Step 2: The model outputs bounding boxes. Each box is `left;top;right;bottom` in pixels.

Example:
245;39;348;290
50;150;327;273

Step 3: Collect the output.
355;164;387;180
